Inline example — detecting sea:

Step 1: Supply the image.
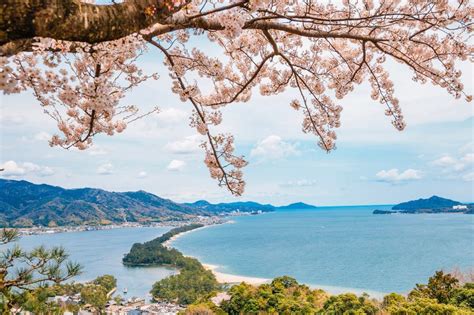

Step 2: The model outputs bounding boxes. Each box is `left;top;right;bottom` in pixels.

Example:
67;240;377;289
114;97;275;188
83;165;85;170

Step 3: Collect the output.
10;205;474;299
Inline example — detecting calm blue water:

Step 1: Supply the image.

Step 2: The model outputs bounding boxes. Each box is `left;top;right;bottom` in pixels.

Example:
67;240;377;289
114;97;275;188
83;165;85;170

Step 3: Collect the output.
11;227;176;299
7;207;474;299
172;206;474;295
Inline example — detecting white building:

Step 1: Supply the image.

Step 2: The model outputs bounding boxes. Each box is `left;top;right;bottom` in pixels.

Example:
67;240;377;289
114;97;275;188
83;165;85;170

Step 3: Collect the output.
453;205;468;210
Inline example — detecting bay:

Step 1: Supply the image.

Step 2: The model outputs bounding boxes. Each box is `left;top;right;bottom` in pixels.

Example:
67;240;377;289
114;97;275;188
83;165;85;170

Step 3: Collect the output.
12;227;176;299
8;205;474;300
172;206;474;296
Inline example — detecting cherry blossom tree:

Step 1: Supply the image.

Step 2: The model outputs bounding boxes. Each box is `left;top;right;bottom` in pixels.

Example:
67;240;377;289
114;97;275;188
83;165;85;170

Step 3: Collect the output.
1;0;472;196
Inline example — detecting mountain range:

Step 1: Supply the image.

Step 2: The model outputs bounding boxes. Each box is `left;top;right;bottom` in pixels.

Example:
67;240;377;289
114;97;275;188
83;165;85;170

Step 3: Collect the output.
0;179;317;227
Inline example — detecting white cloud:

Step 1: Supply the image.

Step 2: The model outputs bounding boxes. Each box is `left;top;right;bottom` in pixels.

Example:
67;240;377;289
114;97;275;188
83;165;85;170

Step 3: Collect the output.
0;113;24;125
459;142;474;154
88;145;108;156
38;166;55;177
22;162;41;172
0;161;26;177
0;160;54;177
165;135;202;154
431;148;474;179
432;155;457;167
462;172;474;182
376;168;422;183
97;163;114;175
167;159;186;171
138;171;148;178
250;135;299;160
280;179;317;187
461;153;474;164
156;108;188;124
34;131;51;141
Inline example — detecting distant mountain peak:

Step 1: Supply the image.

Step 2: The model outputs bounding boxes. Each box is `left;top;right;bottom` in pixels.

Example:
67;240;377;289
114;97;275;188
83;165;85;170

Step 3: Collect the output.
277;202;317;210
0;179;207;227
190;200;211;206
0;179;287;227
184;200;275;212
392;195;462;211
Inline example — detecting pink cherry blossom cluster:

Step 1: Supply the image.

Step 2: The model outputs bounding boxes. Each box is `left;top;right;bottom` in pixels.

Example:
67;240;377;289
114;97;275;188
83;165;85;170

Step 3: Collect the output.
217;8;248;38
1;35;158;150
1;0;472;195
147;0;471;193
202;133;247;195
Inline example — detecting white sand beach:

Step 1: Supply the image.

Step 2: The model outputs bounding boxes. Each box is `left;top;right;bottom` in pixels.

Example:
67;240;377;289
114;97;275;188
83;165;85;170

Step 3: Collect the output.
203;263;270;285
162;225;210;248
163;221;236;248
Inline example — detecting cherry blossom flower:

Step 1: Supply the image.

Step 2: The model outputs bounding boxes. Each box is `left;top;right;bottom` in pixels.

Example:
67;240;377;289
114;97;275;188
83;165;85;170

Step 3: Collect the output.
1;0;472;195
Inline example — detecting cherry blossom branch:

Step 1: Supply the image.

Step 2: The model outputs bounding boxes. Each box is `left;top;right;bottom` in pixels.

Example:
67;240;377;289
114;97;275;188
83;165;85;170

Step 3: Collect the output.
0;0;190;55
1;0;472;196
146;36;247;195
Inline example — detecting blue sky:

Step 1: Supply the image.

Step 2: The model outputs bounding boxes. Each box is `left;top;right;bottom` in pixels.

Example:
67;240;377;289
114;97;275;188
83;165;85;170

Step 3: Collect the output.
1;45;473;206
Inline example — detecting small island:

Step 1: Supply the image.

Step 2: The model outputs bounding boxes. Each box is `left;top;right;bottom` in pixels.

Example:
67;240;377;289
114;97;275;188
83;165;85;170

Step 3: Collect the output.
373;196;473;215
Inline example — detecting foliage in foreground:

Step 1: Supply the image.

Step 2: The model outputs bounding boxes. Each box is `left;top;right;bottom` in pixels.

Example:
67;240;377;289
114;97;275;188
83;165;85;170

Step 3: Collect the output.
0;229;81;312
183;271;474;315
218;276;376;315
0;227;119;313
10;274;117;313
151;262;220;305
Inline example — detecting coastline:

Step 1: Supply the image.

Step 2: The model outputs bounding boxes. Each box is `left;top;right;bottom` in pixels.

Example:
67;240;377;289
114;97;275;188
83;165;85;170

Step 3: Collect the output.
202;263;270;286
16;222;151;236
162;226;205;249
165;222;388;299
163;220;236;248
163;221;269;286
14;216;226;236
201;262;386;299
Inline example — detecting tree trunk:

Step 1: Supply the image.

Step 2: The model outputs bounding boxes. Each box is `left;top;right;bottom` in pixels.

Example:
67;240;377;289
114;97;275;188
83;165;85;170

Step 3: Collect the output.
0;0;186;53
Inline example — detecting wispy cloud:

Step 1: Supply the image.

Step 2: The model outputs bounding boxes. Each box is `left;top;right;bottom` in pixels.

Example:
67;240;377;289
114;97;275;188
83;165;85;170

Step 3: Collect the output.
280;179;318;187
376;168;422;183
167;160;186;172
0;113;24;126
156;108;188;124
432;155;457;167
431;144;473;181
165;135;202;154
462;172;474;182
251;135;299;160
97;163;114;175
88;145;108;156
34;131;51;142
0;160;54;177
